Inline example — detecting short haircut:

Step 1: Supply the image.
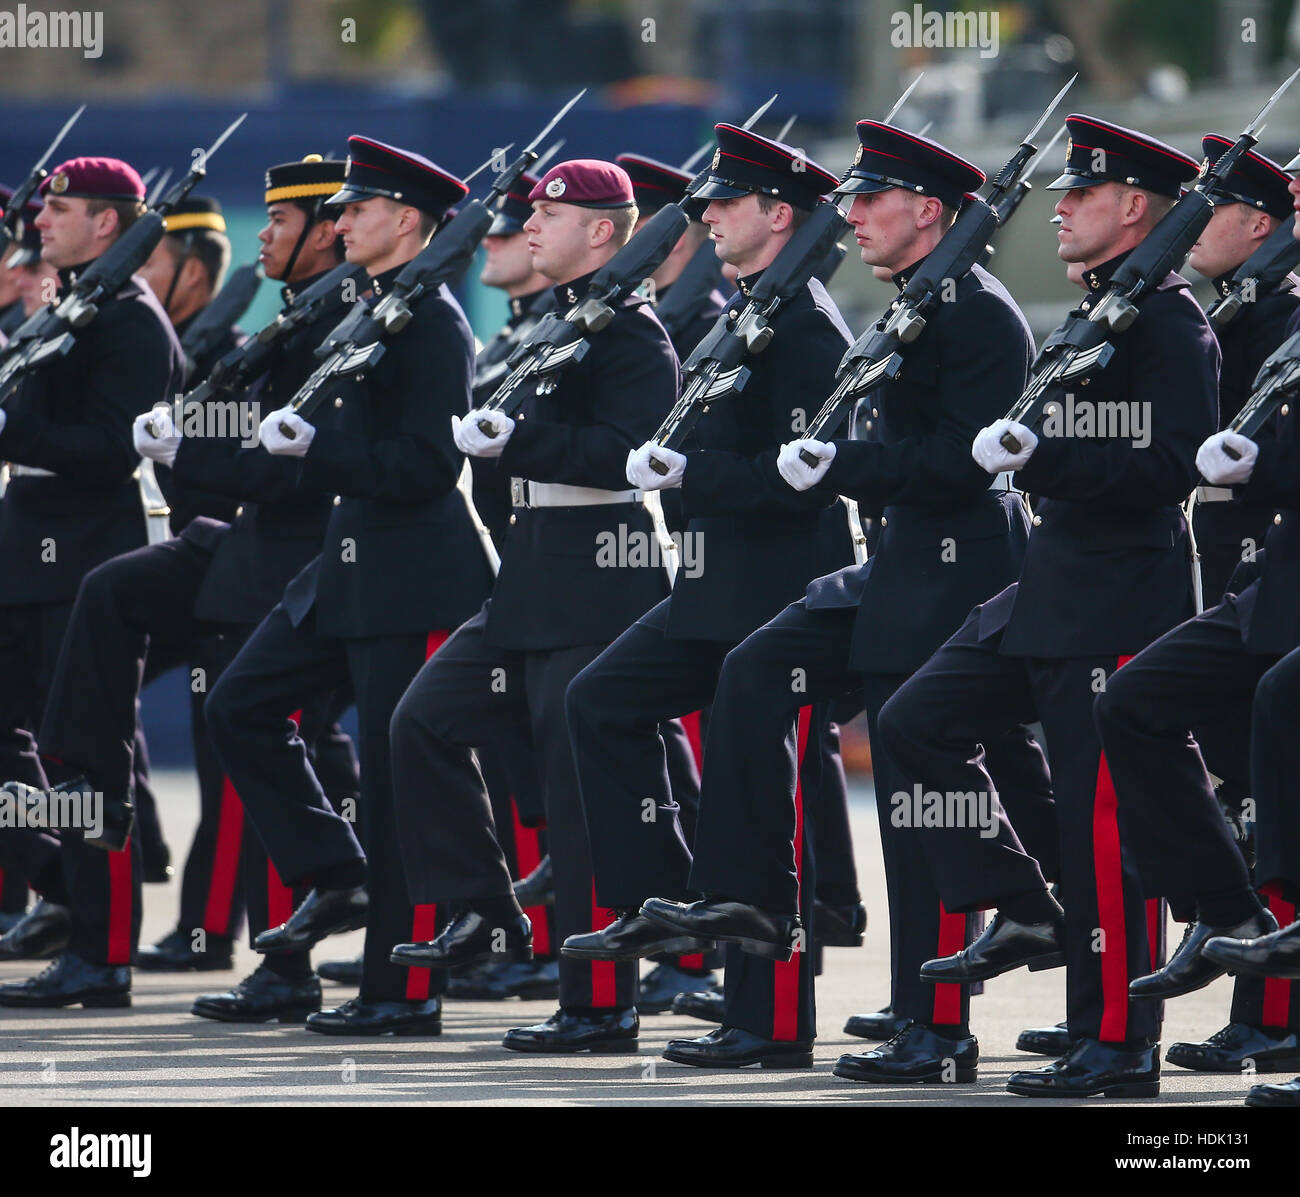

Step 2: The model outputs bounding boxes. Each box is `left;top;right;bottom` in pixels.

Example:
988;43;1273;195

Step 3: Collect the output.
757;192;810;230
585;203;639;247
84;197;146;239
417;209;442;244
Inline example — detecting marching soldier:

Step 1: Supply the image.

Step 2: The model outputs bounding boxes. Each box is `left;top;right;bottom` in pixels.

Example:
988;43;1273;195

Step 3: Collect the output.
386;158;677;1053
632;121;1041;1069
204;138;493;1036
1090;140;1300;1079
871;116;1218;1098
0;158;358;1025
0;157;184;1007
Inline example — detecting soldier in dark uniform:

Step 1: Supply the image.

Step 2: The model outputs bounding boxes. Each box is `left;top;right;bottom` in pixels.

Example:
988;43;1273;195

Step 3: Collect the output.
0;185;32;338
1089;141;1300;1079
0;159;357;1024
871;117;1220;1098
633;122;1040;1070
387;159;677;1053
204;138;493;1037
0;157;184;1008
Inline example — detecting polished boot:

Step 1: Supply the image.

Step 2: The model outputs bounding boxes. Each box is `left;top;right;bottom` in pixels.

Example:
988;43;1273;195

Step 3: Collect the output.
1203;917;1300;980
833;1023;977;1084
191;965;322;1023
816;900;867;948
317;955;364;985
844;1007;911;1041
641;897;800;962
0;898;72;960
1131;909;1278;999
446;958;560;1001
1165;1022;1300;1073
919;912;1064;983
663;1026;813;1069
306;996;442;1036
136;927;233;972
637;962;718;1014
671;988;725;1022
513;855;554;907
0;951;130;1008
1007;1037;1160;1098
1245;1075;1300;1107
502;1006;638;1053
1016;1021;1071;1057
562;911;713;962
391;909;531;970
253;885;368;955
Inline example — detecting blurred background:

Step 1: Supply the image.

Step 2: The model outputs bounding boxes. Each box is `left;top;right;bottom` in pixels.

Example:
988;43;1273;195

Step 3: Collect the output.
3;0;1298;769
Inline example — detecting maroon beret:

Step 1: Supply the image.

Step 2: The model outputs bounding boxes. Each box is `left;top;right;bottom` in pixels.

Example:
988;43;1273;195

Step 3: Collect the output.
40;157;145;203
528;159;635;209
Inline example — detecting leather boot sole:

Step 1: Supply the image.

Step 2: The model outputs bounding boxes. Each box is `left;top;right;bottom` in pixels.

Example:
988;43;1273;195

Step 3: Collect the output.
1006;1077;1160;1098
0;989;130;1009
833;1061;977;1084
561;935;713;962
305;1017;443;1037
191;1002;318;1024
390;944;533;971
502;1035;638;1054
920;948;1064;985
663;1046;813;1069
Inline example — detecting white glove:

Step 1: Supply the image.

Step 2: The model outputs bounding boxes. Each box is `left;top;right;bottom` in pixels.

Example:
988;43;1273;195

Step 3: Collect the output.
777;438;836;491
133;408;180;467
453;410;515;458
259;407;315;457
972;419;1037;473
1197;429;1258;486
626;442;686;490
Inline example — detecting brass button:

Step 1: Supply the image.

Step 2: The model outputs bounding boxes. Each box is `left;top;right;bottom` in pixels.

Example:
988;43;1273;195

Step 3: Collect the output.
879;516;887;527
1032;515;1042;526
1275;513;1283;525
864;421;873;431
872;407;879;418
1283;404;1290;416
509;513;517;525
333;495;341;506
235;505;244;518
334;397;343;408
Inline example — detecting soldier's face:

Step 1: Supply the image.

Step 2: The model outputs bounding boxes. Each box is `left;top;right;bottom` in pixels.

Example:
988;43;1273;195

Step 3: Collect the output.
333;198;401;269
34;195;103;268
700;193;775;272
258;202;309;280
0;255;21;308
523;201;595;281
1189;202;1270;280
1053;182;1123;265
17;260;58;315
846;189;932;271
481;231;536;289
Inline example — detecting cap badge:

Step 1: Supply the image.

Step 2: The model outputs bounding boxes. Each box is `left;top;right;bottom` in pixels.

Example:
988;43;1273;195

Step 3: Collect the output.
1064;137;1073;161
711;149;721;170
49;172;69;194
545;176;567;198
1196;156;1211;180
854;145;863;166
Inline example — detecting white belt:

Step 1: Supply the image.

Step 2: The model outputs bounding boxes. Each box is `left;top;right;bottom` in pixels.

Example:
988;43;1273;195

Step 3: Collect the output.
988;471;1016;492
7;464;56;478
1194;485;1234;503
511;478;643;508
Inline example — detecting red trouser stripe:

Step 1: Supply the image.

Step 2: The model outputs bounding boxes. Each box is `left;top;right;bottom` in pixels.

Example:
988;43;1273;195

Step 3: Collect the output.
511;800;551;957
932;903;968;1025
202;777;245;935
680;710;704;773
1260;886;1296;1028
590;882;617;1007
405;903;438;999
773;705;812;1042
267;858;293;928
1093;654;1134;1043
106;836;133;965
1145;898;1164;972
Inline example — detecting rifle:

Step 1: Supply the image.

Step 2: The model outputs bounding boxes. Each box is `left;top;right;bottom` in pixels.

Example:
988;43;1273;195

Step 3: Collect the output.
278;89;587;434
797;77;1076;465
647;198;851;473
655;239;724;343
152;261;367;435
979;123;1067;267
1207;213;1300;329
1000;68;1300;452
0;104;83;259
0;113;247;405
179;261;263;384
1222;326;1300;447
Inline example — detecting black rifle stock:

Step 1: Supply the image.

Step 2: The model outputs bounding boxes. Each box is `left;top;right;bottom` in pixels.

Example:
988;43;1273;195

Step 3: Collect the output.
180;262;262;383
655;238;724;342
1208;214;1300;330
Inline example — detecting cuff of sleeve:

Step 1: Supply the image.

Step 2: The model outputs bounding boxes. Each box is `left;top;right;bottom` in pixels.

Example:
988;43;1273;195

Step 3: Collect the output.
822;439;877;490
1241;439;1281;502
497;417;540;474
1012;434;1065;490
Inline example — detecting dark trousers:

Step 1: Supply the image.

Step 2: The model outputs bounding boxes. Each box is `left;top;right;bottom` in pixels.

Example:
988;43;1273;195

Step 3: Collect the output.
0;599;146;965
390;605;634;1011
877;606;1162;1045
207;604;446;1003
